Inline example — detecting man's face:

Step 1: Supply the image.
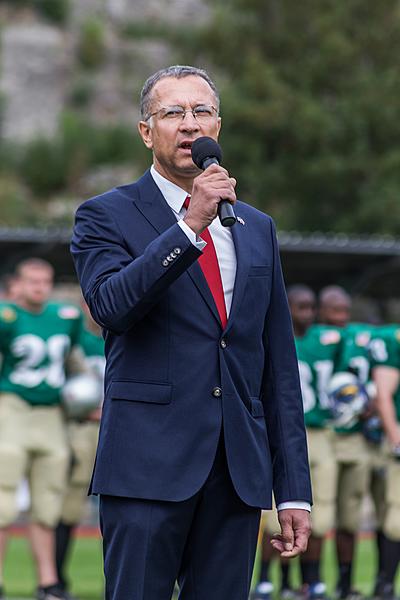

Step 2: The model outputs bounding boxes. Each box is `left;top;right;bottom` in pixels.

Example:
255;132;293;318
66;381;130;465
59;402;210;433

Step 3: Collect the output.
289;292;316;331
138;75;221;187
319;298;351;328
17;266;53;308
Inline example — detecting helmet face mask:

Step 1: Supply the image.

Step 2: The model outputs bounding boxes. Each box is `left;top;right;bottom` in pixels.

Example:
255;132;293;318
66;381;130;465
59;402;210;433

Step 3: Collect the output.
327;372;369;429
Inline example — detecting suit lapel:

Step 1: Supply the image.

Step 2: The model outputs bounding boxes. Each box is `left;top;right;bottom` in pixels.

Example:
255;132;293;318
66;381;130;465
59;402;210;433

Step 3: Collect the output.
225;216;251;333
186;261;221;326
132;171;221;326
132;171;177;234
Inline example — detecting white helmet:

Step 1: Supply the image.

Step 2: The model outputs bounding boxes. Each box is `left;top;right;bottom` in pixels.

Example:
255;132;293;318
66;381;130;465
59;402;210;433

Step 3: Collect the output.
327;372;369;429
62;373;103;419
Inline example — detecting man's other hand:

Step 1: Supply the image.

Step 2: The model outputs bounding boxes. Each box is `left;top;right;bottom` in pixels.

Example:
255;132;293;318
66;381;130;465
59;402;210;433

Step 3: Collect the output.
271;508;311;558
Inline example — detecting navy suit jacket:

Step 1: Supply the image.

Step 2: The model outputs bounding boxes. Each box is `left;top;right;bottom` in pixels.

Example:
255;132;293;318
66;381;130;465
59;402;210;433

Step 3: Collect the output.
71;169;312;509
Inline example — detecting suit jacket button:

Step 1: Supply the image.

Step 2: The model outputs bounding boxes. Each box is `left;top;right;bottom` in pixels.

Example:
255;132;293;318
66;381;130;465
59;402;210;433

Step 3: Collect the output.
162;259;169;267
220;339;227;349
212;387;222;398
173;247;181;254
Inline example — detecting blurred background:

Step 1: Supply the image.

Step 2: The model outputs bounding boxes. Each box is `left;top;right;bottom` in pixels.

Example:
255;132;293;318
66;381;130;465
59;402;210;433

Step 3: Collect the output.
1;0;400;598
1;0;400;317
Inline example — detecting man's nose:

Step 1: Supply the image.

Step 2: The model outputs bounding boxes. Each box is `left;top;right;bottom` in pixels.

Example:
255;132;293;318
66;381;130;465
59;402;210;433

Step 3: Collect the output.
179;111;200;130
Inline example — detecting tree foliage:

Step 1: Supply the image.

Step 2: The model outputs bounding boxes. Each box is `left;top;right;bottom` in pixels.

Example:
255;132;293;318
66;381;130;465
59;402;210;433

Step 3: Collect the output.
176;0;400;233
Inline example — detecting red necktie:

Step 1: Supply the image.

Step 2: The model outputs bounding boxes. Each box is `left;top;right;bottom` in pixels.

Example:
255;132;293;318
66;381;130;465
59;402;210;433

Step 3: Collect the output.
183;196;228;328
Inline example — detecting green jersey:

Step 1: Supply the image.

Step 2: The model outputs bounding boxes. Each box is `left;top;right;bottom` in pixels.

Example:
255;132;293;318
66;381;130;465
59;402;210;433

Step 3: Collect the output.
370;324;400;421
78;326;105;381
0;302;82;406
296;324;342;428
334;322;375;433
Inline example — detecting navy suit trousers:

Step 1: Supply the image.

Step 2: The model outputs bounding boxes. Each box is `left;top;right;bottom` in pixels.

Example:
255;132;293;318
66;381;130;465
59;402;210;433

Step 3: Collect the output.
99;436;261;600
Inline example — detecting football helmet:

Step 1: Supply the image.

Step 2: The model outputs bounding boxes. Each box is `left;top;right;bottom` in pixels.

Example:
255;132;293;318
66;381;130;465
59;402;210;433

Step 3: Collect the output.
62;373;103;419
327;372;369;429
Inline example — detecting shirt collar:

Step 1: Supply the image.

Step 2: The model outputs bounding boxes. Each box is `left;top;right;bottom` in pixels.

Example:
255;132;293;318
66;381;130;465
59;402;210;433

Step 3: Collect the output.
150;165;189;214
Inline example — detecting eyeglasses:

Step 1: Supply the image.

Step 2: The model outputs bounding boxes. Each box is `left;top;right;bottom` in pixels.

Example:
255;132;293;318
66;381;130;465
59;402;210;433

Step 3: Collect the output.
146;105;218;123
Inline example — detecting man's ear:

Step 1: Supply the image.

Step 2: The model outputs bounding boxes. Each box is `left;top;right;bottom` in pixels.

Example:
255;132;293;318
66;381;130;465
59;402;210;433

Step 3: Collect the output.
138;120;153;149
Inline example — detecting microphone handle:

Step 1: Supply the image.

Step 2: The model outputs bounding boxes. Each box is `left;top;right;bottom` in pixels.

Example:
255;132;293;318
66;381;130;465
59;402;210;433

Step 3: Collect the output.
202;157;237;228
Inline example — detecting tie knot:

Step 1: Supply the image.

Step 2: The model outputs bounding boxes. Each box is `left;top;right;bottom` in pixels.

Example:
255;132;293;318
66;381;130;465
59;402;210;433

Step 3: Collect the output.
183;195;191;210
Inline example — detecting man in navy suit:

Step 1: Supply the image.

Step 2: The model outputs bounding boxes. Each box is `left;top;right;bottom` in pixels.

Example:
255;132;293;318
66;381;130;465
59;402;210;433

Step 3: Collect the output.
71;65;312;600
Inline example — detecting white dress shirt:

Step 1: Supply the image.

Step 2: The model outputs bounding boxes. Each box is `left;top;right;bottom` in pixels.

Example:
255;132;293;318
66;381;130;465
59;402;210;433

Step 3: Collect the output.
150;165;310;513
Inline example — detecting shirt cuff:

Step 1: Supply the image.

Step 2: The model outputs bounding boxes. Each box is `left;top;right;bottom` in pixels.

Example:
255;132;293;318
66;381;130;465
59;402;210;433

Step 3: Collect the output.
277;501;311;512
178;220;206;250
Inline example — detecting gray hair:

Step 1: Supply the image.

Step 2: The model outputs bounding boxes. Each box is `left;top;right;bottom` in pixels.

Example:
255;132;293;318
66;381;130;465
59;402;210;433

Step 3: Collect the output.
140;65;220;120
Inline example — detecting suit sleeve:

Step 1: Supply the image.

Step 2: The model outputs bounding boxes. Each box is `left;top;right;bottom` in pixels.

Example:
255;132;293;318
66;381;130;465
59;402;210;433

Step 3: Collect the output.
262;218;313;505
71;197;202;334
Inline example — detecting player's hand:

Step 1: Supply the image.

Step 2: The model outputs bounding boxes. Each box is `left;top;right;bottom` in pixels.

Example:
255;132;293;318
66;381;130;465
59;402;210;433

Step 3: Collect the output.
271;509;311;558
184;163;236;234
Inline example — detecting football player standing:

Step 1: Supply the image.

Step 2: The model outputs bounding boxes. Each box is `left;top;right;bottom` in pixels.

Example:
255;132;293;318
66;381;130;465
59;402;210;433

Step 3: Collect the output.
0;258;82;600
372;324;400;600
291;286;341;600
319;286;374;600
55;300;105;599
253;285;340;600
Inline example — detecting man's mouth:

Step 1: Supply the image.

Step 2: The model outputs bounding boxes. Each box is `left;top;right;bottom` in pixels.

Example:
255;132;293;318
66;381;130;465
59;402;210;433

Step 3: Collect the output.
179;141;194;151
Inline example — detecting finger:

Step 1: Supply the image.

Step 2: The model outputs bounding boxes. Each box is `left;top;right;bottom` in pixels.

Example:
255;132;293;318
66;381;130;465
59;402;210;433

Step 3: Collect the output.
270;538;298;557
201;163;229;177
293;528;311;554
279;521;295;553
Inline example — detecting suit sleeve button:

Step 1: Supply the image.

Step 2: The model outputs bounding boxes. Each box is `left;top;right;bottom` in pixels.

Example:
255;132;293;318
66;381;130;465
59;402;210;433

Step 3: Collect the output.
173;247;181;254
212;387;222;398
162;259;169;267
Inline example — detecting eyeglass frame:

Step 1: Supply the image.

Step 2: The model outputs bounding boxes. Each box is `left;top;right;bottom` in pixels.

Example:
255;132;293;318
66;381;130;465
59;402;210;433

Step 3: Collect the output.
145;104;219;123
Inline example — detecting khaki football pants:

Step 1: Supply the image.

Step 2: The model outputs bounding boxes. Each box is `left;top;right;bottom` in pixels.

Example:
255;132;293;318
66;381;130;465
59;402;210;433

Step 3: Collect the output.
60;420;99;524
381;441;400;541
264;427;337;537
333;432;370;533
0;393;69;528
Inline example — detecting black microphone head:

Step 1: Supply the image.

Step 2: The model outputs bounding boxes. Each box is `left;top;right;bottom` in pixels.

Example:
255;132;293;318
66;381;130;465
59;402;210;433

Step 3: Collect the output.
191;136;222;169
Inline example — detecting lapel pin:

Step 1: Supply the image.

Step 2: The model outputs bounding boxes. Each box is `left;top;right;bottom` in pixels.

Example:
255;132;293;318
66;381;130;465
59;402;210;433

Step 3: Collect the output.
237;216;245;225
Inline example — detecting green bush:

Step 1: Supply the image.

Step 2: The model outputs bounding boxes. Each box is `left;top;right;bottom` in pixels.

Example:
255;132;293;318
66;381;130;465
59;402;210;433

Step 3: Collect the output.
20;138;68;196
37;0;70;25
69;78;95;109
78;19;106;69
18;113;147;197
0;175;36;226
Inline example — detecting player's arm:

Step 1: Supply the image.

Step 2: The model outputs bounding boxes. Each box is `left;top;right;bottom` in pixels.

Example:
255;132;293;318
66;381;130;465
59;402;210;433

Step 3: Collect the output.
64;306;89;376
65;345;88;376
373;365;400;447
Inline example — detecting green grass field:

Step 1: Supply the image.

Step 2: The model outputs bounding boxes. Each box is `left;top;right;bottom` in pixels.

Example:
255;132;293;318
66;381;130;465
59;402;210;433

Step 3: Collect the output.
2;534;397;599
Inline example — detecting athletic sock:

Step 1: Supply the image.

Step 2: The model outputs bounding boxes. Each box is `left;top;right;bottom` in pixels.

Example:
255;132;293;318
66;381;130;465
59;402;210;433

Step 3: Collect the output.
337;562;352;597
281;562;290;589
376;530;384;576
380;534;400;586
301;560;320;585
259;559;271;583
55;521;74;588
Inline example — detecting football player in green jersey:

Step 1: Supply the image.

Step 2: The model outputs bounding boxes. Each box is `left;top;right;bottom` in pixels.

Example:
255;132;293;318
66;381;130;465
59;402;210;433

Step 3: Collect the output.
0;258;83;600
254;285;317;600
294;287;341;600
319;286;372;600
372;325;400;600
255;285;340;600
55;300;105;598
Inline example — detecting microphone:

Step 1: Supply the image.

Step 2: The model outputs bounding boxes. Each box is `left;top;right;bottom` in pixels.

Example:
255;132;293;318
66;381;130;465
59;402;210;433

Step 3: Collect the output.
191;136;237;228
